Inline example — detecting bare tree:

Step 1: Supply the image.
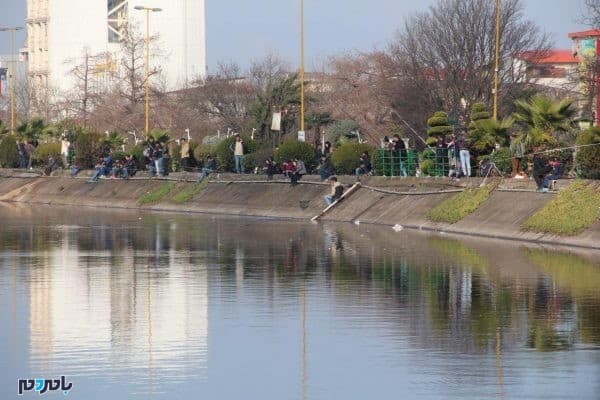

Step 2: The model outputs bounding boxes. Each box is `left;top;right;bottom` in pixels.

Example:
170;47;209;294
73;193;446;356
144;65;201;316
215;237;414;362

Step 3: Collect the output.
117;25;161;108
581;0;600;26
317;51;397;144
389;0;551;124
182;62;257;133
64;49;115;127
248;52;290;91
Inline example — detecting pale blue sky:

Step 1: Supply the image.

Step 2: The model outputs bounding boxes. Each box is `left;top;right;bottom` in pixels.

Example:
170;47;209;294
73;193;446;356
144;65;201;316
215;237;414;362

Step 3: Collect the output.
0;0;591;71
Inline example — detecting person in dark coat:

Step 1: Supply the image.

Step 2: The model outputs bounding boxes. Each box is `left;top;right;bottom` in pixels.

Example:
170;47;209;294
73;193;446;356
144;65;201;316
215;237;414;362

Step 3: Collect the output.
317;155;333;181
532;148;552;191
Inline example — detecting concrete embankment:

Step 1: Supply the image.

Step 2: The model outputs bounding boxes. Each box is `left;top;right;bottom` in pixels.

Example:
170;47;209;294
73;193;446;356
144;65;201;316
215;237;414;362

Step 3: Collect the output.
0;170;598;249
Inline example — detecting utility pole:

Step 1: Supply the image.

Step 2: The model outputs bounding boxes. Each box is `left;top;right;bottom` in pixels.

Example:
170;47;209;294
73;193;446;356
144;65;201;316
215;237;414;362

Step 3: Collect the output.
134;6;162;136
493;0;501;120
299;0;305;133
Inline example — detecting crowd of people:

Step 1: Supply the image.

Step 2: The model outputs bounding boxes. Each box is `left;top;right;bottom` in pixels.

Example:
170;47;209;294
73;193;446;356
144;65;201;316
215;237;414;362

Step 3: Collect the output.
6;129;566;195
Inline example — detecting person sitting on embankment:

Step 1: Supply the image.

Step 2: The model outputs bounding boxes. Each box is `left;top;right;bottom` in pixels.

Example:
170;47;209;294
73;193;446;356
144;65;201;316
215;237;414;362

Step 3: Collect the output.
290;158;306;185
198;155;217;183
324;177;344;205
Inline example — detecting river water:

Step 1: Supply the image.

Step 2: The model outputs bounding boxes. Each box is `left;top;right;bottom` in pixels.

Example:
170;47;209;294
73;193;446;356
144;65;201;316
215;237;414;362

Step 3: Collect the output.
0;203;599;399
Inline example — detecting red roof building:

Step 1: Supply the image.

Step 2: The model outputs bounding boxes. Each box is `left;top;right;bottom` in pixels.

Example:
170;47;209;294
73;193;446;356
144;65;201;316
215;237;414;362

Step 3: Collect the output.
514;49;578;87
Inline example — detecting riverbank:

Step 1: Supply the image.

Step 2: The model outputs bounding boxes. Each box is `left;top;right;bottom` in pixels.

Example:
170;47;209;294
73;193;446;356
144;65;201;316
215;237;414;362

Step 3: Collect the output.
0;169;598;249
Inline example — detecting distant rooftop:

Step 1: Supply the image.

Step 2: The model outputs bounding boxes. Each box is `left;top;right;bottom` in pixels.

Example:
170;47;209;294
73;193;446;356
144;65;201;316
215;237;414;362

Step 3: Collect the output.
518;50;578;64
568;29;600;39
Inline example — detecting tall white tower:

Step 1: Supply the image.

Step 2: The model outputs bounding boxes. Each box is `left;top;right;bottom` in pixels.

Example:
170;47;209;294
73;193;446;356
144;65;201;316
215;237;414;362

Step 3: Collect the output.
27;0;207;96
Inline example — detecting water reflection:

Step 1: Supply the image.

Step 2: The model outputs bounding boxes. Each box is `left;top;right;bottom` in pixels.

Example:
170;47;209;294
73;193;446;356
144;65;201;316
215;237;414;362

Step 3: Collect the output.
0;203;599;399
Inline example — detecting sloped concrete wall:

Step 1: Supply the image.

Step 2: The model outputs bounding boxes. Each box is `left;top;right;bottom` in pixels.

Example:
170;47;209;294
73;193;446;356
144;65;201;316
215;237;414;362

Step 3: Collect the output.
0;175;598;249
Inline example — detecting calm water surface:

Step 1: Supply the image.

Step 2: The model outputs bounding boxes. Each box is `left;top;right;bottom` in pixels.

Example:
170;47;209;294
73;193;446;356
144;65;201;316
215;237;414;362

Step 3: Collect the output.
0;204;599;399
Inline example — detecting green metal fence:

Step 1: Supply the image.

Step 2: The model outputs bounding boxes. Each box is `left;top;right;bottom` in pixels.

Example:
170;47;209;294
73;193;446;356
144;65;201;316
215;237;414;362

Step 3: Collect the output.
377;149;418;177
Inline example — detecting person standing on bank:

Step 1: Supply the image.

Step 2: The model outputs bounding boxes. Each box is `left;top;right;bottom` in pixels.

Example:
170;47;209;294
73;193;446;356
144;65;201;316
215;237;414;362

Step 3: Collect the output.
458;135;471;177
392;134;407;177
230;134;245;174
180;137;191;171
60;134;70;168
509;133;525;177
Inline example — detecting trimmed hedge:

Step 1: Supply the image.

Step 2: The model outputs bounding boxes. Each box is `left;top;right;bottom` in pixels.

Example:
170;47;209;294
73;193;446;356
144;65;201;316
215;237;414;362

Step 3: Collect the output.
0;135;19;168
575;128;600;179
427;111;453;139
479;147;512;175
330;142;374;175
274;140;315;170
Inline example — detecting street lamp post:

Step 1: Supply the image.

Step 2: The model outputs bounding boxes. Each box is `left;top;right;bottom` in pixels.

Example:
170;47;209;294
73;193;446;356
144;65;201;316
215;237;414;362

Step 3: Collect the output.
134;6;162;137
299;0;305;134
493;0;501;120
0;26;24;134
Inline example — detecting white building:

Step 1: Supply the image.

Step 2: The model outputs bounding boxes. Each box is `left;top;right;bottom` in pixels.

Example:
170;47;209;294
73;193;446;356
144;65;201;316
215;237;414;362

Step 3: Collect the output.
26;0;206;95
514;50;579;92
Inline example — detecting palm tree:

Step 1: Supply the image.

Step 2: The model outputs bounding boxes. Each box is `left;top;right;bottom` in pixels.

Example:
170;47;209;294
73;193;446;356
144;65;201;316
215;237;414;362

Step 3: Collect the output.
468;117;514;155
16;117;52;141
104;131;126;150
513;95;576;149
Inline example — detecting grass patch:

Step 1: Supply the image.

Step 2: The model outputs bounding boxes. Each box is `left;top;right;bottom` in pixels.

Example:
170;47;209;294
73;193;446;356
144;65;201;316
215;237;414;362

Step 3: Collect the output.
427;184;496;224
172;180;208;204
522;181;600;236
139;182;177;205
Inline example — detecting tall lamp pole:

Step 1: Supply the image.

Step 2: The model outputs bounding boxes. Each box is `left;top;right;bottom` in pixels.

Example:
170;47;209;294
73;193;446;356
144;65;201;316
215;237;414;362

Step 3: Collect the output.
134;6;162;136
0;26;23;134
493;0;501;120
299;0;305;134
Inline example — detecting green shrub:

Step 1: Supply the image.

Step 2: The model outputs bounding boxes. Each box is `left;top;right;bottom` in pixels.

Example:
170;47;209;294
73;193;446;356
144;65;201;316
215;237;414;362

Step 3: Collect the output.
131;143;146;169
479;147;512;175
427;111;453;140
522;181;600;235
471;103;491;121
242;153;257;172
215;134;259;172
32;142;61;164
194;144;216;168
110;150;126;161
575;128;600;179
371;150;383;175
420;159;434;176
169;143;182;172
274;140;315;170
31;142;60;165
0;135;19;167
73;132;104;168
330;142;374;175
420;148;436;160
150;128;171;143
